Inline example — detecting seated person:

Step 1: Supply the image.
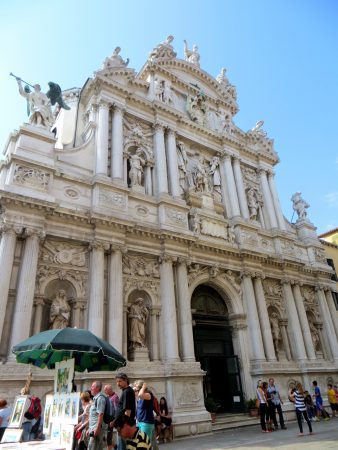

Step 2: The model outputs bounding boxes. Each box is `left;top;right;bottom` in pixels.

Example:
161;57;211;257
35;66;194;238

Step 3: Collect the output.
156;397;172;442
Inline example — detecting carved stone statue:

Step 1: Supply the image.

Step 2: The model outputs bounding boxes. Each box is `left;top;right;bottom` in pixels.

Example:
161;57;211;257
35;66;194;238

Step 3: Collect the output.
183;40;200;66
309;321;320;351
193;157;209;193
186;91;207;126
103;46;129;69
246;187;259;221
154;77;164;102
17;79;53;128
291;192;310;221
216;68;229;86
248;120;267;137
270;312;281;356
128;298;149;349
149;35;176;61
129;149;145;187
50;289;71;329
209;156;222;201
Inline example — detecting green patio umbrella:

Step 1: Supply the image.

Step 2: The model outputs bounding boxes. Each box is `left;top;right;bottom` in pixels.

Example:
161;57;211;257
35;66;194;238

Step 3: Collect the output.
12;328;126;372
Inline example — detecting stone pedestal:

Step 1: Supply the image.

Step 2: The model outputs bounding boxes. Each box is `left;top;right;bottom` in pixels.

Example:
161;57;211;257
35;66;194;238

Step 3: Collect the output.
131;184;145;195
128;347;150;362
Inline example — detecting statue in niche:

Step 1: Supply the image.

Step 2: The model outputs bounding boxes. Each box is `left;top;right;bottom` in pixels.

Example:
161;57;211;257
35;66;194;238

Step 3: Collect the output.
193;157;209;193
190;210;201;233
154;77;165;102
163;80;174;105
177;142;188;194
309;321;320;352
270;312;281;357
186;90;207;126
227;225;236;244
49;289;71;329
183;40;200;66
209;156;222;201
246;187;260;221
291;192;310;221
129;149;145;187
128;298;149;349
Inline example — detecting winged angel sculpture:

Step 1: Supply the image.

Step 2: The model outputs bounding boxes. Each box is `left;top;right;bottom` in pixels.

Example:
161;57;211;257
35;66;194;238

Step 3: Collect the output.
12;72;70;128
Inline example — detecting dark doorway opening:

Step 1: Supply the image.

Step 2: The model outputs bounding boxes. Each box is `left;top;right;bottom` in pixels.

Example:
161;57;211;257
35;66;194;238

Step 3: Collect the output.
192;285;244;413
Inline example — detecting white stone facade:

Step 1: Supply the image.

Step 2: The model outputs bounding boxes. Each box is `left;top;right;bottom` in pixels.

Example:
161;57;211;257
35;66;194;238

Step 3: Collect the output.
0;38;338;437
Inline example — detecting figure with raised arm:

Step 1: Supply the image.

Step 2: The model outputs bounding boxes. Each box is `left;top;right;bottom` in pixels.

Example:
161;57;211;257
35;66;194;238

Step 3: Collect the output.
183;40;200;66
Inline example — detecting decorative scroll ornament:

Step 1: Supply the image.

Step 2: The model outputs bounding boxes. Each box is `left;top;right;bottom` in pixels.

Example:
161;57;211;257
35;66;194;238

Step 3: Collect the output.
13;165;50;191
41;241;87;267
149;35;176;62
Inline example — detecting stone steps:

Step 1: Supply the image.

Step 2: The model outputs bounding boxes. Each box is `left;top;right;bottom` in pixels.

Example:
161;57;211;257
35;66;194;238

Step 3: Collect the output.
211;413;258;432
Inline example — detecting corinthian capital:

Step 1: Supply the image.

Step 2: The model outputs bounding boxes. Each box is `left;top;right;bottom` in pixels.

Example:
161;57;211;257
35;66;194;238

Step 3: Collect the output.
24;228;45;241
153;122;165;133
158;253;177;264
89;240;110;252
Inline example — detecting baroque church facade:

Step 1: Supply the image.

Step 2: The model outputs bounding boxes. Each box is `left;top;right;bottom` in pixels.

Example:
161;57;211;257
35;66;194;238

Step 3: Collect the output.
0;37;337;437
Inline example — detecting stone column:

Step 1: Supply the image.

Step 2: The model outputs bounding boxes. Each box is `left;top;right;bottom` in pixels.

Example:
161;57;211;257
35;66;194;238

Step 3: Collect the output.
230;314;255;399
279;319;292;360
0;225;19;340
108;245;124;352
151;310;159;361
33;297;45;335
145;164;153;195
159;255;179;362
88;241;107;338
9;229;42;348
241;272;265;361
153;123;169;196
123;308;128;358
233;157;249;219
96;101;110;176
325;289;338;338
111;105;124;181
252;276;277;361
267;170;286;230
166;129;181;198
316;287;338;360
176;259;195;362
292;283;316;360
259;168;278;228
72;300;84;329
221;154;240;217
281;279;307;361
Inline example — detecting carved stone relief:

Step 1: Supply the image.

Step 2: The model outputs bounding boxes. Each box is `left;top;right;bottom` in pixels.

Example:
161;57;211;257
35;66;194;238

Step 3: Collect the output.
186;91;207;126
123;255;160;278
165;208;188;227
41;241;87;267
187;263;241;296
13;165;50;191
263;279;285;317
36;265;87;298
99;189;127;210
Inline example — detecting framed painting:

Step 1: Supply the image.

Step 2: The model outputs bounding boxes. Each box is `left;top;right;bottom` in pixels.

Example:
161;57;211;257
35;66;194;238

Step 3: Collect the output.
54;358;74;394
69;393;80;424
50;421;61;444
9;395;30;428
60;424;74;450
1;428;23;443
43;394;53;434
51;393;59;419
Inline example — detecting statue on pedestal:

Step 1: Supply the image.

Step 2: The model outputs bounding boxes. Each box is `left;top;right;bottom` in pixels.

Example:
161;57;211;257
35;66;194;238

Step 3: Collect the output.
129;149;145;187
183;40;200;66
49;289;70;329
246;187;260;221
12;73;70;128
193;157;209;193
291;192;310;221
209;156;222;201
128;298;148;349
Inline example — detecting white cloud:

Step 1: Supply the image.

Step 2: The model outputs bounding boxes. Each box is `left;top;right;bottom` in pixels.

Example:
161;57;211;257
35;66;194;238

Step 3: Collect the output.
324;192;338;208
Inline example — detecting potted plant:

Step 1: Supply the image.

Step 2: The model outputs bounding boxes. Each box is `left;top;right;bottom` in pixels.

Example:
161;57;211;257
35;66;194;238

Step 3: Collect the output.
246;398;259;417
205;396;220;422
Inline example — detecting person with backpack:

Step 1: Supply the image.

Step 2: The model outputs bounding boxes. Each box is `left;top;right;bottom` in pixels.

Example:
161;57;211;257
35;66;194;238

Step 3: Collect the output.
87;381;108;450
22;394;42;442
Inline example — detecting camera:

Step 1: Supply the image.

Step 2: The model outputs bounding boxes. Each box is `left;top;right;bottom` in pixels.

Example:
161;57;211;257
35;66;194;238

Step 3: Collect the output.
89;432;95;438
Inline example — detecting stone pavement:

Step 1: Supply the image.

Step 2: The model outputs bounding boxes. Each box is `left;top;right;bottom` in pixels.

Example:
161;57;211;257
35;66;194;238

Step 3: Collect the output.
162;419;338;449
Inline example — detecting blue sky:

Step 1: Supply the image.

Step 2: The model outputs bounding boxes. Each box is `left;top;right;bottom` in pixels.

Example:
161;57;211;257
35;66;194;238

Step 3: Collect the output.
1;0;337;234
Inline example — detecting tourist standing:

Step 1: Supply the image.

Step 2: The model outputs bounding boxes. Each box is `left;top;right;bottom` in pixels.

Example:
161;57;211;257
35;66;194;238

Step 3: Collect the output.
133;380;155;441
290;383;313;436
112;373;136;450
267;378;287;430
257;381;269;432
0;399;11;440
87;381;107;450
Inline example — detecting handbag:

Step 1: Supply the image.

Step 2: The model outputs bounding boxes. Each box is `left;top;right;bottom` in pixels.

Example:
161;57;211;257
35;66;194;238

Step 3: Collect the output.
75;429;82;440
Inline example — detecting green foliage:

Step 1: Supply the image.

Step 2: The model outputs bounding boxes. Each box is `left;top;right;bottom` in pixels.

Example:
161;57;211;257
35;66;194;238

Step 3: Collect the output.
204;396;221;413
246;398;258;410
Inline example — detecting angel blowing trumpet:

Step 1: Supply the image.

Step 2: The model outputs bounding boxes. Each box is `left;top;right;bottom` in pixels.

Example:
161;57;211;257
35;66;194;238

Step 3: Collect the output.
10;72;70;129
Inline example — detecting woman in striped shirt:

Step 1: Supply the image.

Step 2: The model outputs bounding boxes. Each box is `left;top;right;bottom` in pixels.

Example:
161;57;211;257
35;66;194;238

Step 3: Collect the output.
290;383;313;436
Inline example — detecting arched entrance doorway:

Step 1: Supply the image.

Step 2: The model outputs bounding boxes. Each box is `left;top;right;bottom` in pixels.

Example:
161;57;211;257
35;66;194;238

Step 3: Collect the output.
192;284;244;413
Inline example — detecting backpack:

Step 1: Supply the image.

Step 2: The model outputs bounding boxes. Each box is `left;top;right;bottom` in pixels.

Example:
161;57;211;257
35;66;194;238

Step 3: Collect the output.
95;394;115;425
24;396;42;420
